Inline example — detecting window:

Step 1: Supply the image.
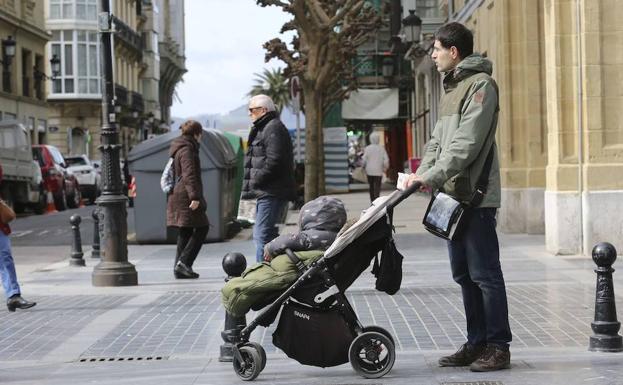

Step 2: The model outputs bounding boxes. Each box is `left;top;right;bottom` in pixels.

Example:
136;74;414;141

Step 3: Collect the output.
50;29;100;96
50;0;97;20
0;128;16;148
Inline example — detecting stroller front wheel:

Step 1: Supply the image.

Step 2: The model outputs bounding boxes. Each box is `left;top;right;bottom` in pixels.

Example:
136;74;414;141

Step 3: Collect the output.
243;342;267;372
349;331;396;379
233;345;262;381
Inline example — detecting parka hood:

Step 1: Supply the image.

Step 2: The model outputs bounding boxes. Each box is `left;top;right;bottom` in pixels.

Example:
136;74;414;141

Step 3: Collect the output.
299;196;347;233
169;135;198;158
453;53;493;80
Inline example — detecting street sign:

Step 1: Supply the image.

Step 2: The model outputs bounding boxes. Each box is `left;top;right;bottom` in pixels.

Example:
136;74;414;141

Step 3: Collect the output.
290;76;300;113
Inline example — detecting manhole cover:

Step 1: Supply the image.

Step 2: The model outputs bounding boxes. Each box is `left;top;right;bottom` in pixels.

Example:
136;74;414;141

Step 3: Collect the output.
79;356;168;363
441;382;504;385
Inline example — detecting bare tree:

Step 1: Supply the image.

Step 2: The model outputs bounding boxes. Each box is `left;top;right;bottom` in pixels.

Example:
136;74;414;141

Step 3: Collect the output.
257;0;382;201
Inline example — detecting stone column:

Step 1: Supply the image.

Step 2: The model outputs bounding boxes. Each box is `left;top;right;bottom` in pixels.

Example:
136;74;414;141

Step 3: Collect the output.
544;0;623;255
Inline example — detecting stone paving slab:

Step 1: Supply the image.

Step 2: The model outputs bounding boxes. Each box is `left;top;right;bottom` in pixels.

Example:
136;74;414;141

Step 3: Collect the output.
71;281;598;361
3;349;623;385
0;295;132;361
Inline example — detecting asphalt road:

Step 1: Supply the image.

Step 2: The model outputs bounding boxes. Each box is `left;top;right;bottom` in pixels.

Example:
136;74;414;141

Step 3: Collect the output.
10;204;136;247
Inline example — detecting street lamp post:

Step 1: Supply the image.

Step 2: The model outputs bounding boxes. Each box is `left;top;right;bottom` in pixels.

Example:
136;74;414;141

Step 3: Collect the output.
402;9;423;165
92;0;137;286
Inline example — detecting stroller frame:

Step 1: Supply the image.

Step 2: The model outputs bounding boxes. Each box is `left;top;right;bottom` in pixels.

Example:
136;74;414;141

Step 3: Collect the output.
230;183;421;381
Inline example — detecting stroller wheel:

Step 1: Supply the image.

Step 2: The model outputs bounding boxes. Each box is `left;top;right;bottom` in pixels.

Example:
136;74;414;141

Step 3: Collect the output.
349;331;395;379
243;342;267;372
233;346;262;381
363;325;395;347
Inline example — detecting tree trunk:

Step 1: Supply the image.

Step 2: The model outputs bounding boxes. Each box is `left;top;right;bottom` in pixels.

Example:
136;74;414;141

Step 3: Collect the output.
317;98;326;196
304;87;320;202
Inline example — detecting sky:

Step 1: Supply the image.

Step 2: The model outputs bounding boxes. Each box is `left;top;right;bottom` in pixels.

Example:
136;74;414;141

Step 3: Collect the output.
170;0;292;119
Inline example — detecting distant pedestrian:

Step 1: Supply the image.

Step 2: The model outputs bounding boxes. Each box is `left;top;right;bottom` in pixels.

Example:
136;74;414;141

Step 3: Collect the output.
362;132;389;202
0;200;36;312
167;120;209;279
406;22;511;372
241;94;296;262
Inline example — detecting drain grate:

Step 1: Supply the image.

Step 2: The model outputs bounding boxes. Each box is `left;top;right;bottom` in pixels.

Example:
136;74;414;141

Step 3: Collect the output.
441;382;504;385
79;356;169;363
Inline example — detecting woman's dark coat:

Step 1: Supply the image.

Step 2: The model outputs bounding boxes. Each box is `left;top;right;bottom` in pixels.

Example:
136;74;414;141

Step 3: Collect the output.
166;135;209;228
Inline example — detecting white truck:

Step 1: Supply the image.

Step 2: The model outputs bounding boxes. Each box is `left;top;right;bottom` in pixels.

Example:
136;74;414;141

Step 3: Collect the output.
0;120;46;214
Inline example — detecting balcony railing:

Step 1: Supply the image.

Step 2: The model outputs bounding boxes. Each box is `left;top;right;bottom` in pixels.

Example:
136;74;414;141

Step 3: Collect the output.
112;16;143;55
130;91;144;113
114;84;128;106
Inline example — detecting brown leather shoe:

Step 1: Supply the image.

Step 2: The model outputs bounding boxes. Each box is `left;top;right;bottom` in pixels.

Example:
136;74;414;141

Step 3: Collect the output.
469;344;511;372
438;343;486;367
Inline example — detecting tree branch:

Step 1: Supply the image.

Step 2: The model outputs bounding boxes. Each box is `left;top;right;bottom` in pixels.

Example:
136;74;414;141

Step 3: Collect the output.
256;0;291;9
307;0;331;26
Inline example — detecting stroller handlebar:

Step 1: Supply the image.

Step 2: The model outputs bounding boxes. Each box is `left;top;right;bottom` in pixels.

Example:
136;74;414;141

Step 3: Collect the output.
385;181;422;211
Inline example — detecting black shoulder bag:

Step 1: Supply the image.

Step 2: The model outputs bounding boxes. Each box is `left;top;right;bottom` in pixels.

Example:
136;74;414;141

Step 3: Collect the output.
422;147;494;241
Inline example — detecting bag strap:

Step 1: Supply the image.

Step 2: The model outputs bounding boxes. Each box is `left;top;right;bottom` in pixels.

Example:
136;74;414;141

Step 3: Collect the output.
469;145;494;207
284;248;306;273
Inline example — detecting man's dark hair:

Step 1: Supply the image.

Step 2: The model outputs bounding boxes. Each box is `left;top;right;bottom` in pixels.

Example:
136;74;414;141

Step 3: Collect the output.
435;22;474;59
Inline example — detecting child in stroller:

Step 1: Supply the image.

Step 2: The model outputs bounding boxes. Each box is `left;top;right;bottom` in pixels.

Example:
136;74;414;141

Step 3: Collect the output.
221;196;346;318
226;184;420;381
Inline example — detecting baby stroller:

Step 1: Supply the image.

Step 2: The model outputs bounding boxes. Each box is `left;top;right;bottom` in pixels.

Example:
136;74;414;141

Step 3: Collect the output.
230;183;420;381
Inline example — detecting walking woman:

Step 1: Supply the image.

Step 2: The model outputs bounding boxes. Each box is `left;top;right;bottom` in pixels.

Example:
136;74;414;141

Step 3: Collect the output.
362;131;389;202
167;120;210;279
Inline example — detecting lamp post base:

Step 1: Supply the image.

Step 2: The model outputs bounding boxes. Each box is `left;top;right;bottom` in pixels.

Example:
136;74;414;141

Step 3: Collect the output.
92;261;138;286
589;334;623;352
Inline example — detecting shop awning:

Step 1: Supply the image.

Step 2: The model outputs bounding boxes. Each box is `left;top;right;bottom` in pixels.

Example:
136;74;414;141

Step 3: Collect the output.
341;88;399;120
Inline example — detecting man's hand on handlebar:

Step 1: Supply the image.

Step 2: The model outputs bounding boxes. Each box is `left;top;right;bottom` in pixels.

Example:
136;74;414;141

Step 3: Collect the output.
406;174;427;191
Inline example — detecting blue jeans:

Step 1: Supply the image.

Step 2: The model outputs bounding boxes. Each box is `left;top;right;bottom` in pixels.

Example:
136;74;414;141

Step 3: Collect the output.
0;232;20;299
254;196;288;262
447;208;512;348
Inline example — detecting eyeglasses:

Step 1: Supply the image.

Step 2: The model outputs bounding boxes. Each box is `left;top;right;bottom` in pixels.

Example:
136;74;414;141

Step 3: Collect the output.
248;107;263;113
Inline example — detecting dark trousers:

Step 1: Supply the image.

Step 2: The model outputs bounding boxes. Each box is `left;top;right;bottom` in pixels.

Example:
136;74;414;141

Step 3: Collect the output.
253;196;289;262
447;208;512;348
175;226;209;268
367;175;382;202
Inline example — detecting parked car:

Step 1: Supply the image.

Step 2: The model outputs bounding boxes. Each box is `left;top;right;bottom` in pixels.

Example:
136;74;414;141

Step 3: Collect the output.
64;155;100;204
32;145;81;210
0;120;46;214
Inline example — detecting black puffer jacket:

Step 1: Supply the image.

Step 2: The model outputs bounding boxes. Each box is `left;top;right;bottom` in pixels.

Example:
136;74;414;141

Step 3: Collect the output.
241;111;296;201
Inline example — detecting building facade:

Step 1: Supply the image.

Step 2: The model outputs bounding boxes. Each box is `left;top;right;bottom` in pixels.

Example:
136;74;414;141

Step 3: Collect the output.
44;0;161;159
0;0;50;144
409;0;623;255
155;0;186;130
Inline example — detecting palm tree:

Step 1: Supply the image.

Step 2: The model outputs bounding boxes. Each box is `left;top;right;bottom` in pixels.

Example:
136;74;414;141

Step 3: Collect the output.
247;68;290;114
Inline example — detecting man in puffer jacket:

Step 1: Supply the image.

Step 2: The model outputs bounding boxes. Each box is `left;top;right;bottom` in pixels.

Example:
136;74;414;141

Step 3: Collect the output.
222;197;346;317
241;94;296;262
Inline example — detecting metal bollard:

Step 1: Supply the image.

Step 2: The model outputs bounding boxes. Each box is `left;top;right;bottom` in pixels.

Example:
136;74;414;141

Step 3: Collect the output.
69;214;85;266
589;242;623;352
219;252;247;362
91;208;101;258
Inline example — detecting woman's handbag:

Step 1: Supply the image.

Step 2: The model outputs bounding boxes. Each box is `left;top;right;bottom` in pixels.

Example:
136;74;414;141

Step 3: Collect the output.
0;200;16;224
422;147;494;241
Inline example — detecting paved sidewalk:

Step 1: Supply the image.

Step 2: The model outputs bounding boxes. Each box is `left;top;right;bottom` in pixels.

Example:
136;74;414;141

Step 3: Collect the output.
2;190;622;385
